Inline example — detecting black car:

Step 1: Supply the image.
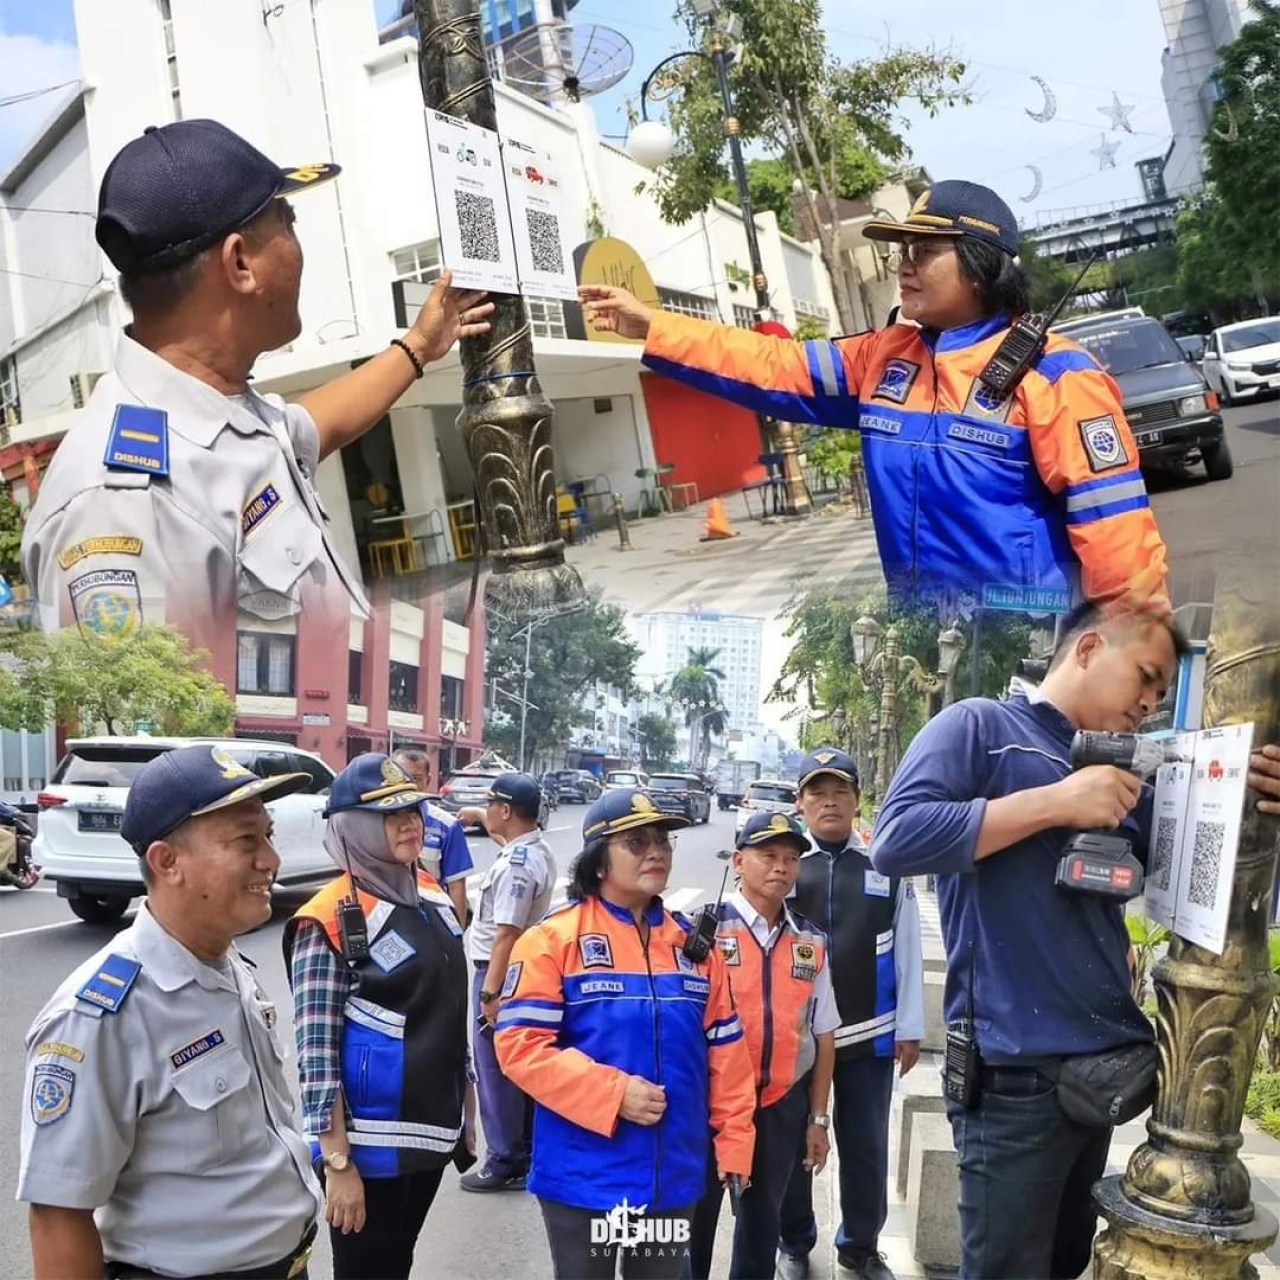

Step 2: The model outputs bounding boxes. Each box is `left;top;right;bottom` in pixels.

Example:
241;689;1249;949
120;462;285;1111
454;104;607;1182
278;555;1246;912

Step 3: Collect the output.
555;770;602;804
1068;316;1231;481
645;773;712;825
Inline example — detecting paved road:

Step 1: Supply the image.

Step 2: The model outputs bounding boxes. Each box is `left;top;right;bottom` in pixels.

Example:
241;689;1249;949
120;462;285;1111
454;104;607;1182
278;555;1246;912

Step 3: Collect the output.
0;808;772;1280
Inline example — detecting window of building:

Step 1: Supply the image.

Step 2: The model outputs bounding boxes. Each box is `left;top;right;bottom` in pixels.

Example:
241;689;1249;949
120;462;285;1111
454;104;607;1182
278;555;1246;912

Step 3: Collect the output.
389;661;420;713
527;296;567;339
0;357;18;425
159;0;182;120
658;288;719;321
237;632;296;696
348;650;363;704
441;674;465;721
732;305;756;330
391;239;443;285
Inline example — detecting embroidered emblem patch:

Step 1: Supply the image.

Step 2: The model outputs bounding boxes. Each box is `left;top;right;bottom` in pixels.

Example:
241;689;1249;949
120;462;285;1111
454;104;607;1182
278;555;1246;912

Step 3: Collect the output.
36;1041;85;1063
579;933;614;969
211;746;253;780
370;930;417;972
631;794;656;814
69;569;142;641
673;946;698;974
716;935;741;966
170;1029;227;1071
791;940;818;981
381;758;412;786
864;869;892;898
1080;415;1128;472
961;379;1014;423
871;359;920;405
75;954;141;1014
56;536;144;571
103;404;169;477
435;906;464;937
814;750;837;765
501;963;523;998
242;484;283;539
31;1064;74;1126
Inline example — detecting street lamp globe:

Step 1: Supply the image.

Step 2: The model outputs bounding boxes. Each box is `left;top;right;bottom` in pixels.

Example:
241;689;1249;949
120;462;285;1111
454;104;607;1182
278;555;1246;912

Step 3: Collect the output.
937;624;966;679
851;614;883;667
628;119;677;170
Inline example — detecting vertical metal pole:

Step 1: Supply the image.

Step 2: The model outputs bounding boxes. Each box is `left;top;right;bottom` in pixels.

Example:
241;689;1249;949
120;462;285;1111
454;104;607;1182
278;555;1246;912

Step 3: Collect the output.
969;608;984;699
518;623;532;771
416;1;583;616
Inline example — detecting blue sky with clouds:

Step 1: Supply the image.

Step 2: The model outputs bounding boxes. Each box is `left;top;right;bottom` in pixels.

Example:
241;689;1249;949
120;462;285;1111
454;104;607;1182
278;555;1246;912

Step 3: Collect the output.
5;0;1176;221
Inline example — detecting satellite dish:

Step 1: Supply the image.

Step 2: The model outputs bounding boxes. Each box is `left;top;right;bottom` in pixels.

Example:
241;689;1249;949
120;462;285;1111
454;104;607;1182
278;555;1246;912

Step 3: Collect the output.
494;21;634;104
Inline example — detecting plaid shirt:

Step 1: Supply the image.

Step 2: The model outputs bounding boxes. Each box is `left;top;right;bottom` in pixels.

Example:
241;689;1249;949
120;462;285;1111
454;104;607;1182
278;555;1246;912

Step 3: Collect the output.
288;919;356;1133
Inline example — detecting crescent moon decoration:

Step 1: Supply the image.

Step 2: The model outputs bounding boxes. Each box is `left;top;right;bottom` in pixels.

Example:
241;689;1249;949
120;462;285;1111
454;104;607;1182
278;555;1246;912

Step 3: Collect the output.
1213;99;1240;143
1020;165;1043;203
1025;75;1057;124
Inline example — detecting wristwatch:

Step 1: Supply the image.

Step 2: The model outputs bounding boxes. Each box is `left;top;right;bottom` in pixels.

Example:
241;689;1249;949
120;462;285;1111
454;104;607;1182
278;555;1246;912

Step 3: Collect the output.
479;990;501;1003
322;1150;352;1173
808;1113;831;1129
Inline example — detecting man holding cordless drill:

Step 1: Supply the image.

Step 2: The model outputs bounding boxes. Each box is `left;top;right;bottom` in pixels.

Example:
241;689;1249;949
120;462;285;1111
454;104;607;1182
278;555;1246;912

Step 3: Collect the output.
872;602;1280;1279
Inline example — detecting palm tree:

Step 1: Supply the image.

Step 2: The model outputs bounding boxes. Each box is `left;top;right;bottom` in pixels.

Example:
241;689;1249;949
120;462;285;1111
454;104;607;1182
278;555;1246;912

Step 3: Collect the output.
670;646;727;768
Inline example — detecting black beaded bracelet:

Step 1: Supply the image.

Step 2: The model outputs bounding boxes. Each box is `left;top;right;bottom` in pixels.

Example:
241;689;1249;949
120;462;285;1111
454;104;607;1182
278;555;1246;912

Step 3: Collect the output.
390;337;424;379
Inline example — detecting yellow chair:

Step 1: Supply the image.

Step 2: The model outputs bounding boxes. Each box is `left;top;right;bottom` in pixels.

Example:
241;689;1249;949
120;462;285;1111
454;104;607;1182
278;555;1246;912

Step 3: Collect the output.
448;502;477;560
557;492;585;542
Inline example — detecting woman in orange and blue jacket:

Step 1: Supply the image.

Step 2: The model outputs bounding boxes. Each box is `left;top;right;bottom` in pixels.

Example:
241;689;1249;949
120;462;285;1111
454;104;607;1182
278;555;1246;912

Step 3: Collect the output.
495;788;756;1279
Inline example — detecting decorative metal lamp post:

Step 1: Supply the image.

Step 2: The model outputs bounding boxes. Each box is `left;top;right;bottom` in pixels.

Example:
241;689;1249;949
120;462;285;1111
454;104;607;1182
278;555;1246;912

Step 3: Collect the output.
851;614;966;806
415;1;582;618
626;0;810;518
1094;568;1280;1280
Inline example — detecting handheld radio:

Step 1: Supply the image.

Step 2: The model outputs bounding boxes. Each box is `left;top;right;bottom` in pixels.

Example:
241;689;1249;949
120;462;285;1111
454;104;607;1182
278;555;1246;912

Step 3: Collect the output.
944;942;981;1109
683;862;731;963
335;836;371;961
977;250;1101;399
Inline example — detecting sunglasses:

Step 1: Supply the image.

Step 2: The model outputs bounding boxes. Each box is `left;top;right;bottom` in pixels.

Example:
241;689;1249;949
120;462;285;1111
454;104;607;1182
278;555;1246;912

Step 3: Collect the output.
887;240;956;269
612;830;676;856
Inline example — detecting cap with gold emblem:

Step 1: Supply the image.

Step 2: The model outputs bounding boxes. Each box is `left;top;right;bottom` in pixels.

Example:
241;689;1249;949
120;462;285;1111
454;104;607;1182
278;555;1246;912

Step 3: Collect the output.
582;788;691;843
735;810;808;853
796;747;860;792
322;752;431;819
121;743;311;854
861;180;1019;256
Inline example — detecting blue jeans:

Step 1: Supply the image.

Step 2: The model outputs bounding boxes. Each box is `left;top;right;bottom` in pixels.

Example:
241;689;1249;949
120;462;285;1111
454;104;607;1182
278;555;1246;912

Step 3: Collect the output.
779;1054;895;1257
946;1066;1113;1280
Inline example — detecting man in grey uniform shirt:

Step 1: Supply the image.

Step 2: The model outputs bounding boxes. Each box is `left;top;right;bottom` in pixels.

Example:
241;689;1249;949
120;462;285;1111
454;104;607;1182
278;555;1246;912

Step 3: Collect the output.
18;745;322;1279
21;119;492;639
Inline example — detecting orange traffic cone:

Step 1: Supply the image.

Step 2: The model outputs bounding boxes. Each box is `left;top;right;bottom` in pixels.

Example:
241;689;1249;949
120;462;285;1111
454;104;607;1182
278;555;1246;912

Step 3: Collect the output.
700;497;738;542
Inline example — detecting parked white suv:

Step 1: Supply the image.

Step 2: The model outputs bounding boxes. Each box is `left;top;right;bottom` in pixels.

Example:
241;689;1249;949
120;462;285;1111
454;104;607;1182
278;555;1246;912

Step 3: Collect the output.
35;736;337;924
734;779;800;837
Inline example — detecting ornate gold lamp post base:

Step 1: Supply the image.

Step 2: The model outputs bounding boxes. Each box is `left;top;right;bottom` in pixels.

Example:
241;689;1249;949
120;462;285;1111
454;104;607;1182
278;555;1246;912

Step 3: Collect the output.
1093;565;1280;1279
1095;1178;1276;1280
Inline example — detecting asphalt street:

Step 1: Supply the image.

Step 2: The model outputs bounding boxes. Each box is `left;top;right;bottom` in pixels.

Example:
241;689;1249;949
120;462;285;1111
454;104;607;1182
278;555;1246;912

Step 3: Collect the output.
0;807;753;1280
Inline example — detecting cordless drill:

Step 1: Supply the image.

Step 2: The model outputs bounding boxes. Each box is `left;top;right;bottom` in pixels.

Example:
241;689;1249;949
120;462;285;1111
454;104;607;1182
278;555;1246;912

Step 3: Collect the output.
1054;731;1186;900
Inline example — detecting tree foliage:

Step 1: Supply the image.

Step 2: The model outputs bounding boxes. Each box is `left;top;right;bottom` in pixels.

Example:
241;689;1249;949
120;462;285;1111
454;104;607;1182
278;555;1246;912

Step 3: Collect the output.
1174;1;1280;316
0;624;236;737
769;586;1032;804
648;0;968;331
484;593;641;767
0;487;26;584
635;712;678;771
670;645;728;767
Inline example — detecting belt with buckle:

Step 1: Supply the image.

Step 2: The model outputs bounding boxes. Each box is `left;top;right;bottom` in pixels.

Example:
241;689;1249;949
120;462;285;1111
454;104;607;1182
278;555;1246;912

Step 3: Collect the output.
105;1223;317;1280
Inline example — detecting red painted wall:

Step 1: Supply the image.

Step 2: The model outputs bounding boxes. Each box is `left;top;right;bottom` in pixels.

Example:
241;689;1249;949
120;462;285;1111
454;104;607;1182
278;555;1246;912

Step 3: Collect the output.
640;372;766;502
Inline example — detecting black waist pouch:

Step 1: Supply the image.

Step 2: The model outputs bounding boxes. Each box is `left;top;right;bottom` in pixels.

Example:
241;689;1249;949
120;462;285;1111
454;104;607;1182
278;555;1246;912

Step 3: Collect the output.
1046;1041;1158;1127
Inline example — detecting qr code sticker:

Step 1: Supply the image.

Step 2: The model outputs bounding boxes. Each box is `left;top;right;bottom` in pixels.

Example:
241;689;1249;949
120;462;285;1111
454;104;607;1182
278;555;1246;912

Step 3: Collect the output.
526;208;565;274
1187;820;1225;908
1152;815;1178;892
455;190;501;262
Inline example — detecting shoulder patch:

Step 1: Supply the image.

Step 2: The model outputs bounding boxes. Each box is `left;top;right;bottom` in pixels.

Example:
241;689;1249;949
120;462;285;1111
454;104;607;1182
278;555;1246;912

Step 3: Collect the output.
871;358;920;405
500;962;523;997
69;569;143;641
75;954;141;1014
716;935;741;966
36;1040;86;1063
104;404;169;478
1079;415;1129;472
578;933;614;970
31;1063;75;1126
507;846;528;867
56;536;144;571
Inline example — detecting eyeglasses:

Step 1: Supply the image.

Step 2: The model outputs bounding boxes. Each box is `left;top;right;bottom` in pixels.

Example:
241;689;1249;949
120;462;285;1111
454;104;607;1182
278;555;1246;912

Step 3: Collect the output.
887;240;955;270
613;830;676;856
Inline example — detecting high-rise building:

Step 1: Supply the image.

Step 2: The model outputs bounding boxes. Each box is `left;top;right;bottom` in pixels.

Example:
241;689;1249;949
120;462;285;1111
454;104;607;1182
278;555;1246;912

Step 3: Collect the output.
1157;0;1254;196
382;0;579;47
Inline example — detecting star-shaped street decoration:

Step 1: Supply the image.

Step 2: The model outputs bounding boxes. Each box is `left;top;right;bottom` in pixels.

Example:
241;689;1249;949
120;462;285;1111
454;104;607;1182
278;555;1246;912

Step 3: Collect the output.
1099;91;1136;133
1091;134;1121;169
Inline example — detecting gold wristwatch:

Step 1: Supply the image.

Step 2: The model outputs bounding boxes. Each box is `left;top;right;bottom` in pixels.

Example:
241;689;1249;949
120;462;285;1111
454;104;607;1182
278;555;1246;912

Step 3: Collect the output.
322;1149;352;1172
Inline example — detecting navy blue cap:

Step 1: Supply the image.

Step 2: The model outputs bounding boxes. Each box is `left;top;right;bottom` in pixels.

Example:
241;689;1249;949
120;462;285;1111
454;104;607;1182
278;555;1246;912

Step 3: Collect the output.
582;788;690;843
487;772;543;813
736;811;808;852
863;181;1019;256
796;747;860;792
96;119;340;274
323;753;430;819
122;744;310;853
